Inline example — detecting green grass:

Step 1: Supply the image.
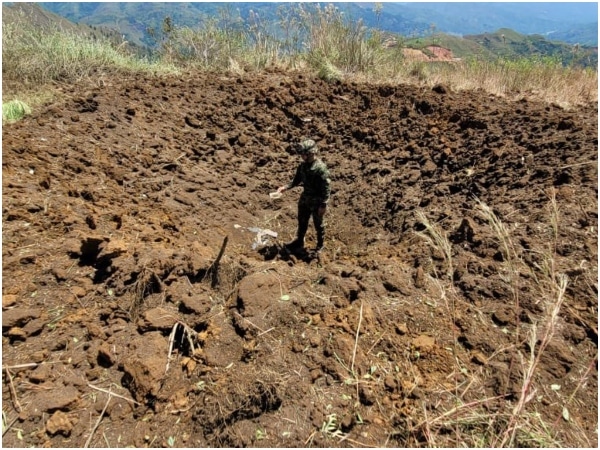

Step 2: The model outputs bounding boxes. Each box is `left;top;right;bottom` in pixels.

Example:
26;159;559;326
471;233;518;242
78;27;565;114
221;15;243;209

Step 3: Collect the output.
2;100;31;123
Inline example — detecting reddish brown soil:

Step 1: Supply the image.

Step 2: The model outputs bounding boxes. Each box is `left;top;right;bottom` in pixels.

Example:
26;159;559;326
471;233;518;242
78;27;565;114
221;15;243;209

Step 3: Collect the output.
403;46;457;61
2;71;597;448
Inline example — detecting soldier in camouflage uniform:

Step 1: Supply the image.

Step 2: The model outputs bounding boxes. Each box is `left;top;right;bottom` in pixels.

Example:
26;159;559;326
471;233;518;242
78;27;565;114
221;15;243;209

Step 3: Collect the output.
277;139;331;252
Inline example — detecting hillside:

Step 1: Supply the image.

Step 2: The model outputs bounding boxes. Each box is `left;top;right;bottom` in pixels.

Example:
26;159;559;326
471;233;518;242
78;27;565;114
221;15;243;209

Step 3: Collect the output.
401;28;597;67
463;29;598;66
547;22;599;47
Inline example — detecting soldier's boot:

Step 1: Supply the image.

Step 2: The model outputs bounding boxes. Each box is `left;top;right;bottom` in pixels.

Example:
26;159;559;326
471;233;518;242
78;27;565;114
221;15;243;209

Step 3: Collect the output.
315;236;324;253
286;237;305;250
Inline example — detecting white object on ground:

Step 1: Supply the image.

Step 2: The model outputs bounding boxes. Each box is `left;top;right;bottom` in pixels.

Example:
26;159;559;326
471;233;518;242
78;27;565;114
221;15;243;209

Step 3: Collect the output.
247;227;278;249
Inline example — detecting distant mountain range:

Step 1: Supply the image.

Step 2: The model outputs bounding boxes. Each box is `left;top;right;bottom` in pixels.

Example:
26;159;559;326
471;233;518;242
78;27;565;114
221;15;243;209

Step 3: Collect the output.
3;1;597;68
370;2;598;44
33;2;597;48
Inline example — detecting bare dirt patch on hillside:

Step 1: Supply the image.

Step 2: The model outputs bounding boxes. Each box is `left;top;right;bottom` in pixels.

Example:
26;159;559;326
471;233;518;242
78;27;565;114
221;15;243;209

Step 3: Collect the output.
403;46;457;62
2;71;597;448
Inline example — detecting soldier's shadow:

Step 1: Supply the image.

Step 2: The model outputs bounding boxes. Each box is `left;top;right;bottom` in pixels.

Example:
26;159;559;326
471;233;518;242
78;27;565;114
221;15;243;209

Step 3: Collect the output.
258;244;280;261
258;244;317;263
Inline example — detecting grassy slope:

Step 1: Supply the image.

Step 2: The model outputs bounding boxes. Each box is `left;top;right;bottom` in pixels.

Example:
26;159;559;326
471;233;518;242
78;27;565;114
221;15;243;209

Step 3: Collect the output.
547;22;598;47
2;2;123;43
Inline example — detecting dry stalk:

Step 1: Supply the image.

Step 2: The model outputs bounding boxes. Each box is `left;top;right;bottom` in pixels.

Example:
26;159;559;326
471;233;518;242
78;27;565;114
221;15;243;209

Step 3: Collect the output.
365;331;386;356
421;400;436;446
413;394;507;430
84;389;111;448
166;322;178;374
415;210;453;280
563;357;596;407
103;432;111;448
549;357;596;438
87;383;140;406
166;320;201;373
257;327;275;337
351;299;364;403
2;362;41;371
128;267;158;321
475;198;522;342
336;434;377;447
496;273;568;447
304;430;317;446
564;303;598;339
415;209;464;442
2;414;19;437
558;160;596;170
4;367;22;413
233;311;265;334
495;194;576;446
350;299;363;375
207;235;229;288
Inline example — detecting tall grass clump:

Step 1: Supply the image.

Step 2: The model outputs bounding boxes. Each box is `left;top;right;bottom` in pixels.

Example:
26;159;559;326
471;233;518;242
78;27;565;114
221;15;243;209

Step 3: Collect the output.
153;9;283;72
415;210;454;281
148;4;397;76
156;16;248;70
289;3;405;78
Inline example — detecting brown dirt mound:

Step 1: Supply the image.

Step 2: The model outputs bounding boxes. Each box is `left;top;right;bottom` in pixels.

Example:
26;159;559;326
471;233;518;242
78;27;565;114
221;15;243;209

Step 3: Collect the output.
2;70;597;448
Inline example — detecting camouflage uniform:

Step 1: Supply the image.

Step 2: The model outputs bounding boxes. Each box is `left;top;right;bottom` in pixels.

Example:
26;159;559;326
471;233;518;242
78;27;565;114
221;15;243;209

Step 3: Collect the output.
286;141;331;250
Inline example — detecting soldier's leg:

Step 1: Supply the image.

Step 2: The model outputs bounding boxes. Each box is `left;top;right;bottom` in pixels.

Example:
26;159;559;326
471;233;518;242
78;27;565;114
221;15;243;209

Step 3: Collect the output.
294;199;311;248
312;205;325;250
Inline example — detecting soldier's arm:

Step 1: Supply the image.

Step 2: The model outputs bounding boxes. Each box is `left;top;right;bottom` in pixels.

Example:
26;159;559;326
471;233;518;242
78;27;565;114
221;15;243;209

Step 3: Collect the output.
279;164;303;193
287;164;303;189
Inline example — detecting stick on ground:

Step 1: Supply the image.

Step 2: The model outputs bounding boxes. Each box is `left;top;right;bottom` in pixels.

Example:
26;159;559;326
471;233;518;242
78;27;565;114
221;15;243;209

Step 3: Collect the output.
209;235;228;288
87;384;140;406
84;392;112;448
4;367;22;413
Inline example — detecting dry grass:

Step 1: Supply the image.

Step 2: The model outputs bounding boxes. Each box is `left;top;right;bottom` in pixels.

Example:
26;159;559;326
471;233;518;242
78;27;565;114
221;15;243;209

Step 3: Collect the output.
2;7;595;448
418;58;598;106
344;57;597;107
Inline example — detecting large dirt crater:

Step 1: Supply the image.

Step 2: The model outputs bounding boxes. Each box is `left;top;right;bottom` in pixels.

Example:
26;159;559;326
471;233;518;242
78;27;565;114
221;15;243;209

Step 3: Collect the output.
2;71;597;447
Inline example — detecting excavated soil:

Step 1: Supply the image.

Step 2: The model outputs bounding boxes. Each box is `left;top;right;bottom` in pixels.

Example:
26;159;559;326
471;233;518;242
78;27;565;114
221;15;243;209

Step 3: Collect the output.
2;71;598;448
